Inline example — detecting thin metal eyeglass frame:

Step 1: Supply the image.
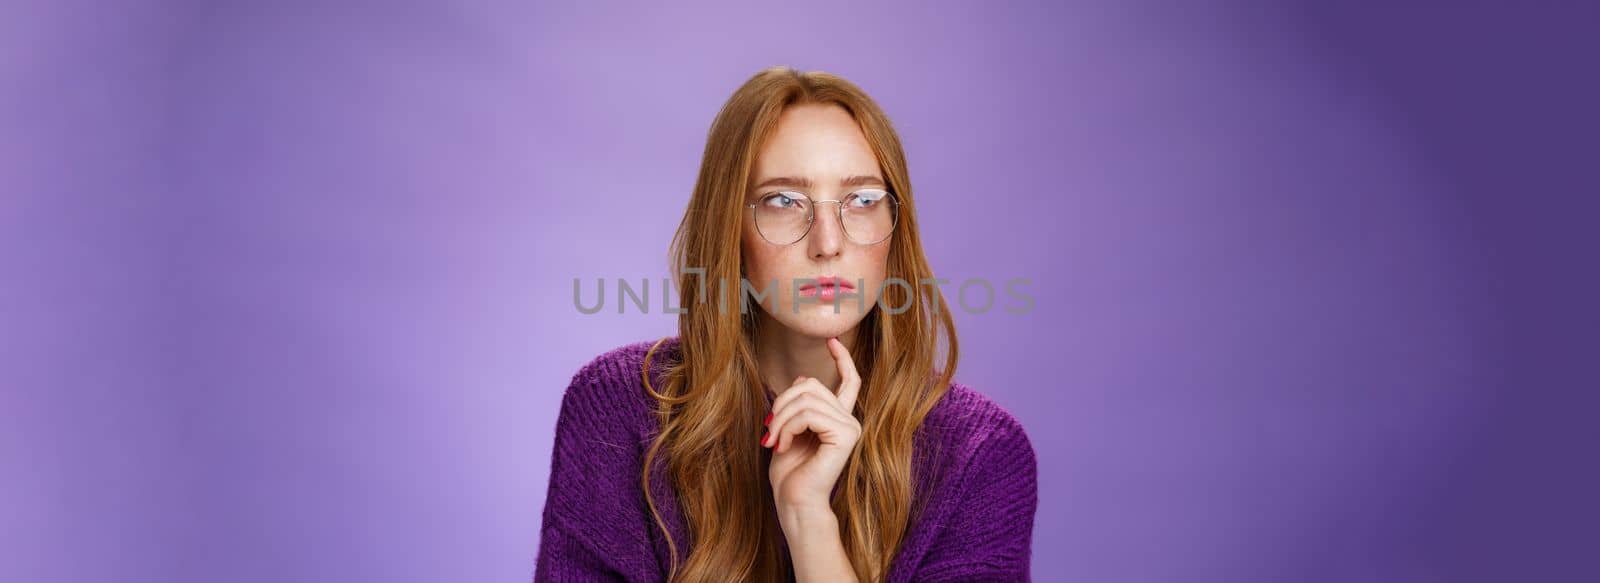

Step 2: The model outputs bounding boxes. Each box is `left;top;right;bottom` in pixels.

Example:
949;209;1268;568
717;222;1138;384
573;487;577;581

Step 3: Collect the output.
745;189;900;246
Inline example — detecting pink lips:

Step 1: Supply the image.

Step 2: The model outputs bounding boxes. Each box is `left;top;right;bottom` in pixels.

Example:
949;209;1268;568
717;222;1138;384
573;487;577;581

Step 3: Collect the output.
798;275;856;301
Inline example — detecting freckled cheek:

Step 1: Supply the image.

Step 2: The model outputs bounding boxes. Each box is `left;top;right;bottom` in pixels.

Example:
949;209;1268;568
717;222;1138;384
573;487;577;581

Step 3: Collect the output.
854;249;891;299
740;239;786;286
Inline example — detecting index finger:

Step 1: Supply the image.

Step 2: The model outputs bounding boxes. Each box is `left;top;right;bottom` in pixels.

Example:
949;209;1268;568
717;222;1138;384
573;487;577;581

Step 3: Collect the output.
826;337;861;412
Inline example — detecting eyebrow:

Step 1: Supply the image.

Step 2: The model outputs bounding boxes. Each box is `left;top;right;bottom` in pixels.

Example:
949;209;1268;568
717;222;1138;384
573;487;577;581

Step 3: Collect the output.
752;174;886;191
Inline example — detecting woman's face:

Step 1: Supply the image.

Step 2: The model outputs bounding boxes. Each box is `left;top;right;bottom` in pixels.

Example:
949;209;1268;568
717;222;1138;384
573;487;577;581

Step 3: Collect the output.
741;102;892;339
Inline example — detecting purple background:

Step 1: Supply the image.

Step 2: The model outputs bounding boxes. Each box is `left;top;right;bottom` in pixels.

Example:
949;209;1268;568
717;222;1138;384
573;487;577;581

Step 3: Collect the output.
5;1;1596;581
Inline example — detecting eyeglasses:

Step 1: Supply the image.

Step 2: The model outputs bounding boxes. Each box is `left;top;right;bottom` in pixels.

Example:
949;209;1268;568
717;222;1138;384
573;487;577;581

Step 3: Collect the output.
745;188;900;246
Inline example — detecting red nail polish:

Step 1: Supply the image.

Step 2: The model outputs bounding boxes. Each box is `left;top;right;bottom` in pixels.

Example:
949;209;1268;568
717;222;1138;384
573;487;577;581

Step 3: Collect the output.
764;412;773;426
759;430;768;445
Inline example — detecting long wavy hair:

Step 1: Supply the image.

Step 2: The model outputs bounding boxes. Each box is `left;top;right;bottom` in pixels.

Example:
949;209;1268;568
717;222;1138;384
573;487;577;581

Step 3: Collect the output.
640;66;959;582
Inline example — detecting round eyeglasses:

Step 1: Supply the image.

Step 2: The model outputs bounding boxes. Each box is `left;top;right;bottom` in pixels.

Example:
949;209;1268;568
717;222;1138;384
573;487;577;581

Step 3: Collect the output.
746;188;900;246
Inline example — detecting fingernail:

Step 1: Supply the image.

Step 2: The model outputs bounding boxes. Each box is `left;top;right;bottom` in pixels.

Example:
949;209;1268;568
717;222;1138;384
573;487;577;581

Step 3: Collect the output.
759;430;768;445
763;412;772;426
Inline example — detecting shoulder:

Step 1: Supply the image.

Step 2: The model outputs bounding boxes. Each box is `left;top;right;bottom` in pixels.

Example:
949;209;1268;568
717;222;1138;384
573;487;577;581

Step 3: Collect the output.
919;381;1037;482
541;338;682;573
902;381;1039;579
568;336;679;390
554;336;681;439
562;336;680;409
926;381;1033;452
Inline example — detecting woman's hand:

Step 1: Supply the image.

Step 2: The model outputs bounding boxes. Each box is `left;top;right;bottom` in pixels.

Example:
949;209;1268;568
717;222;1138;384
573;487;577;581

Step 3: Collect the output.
762;337;863;512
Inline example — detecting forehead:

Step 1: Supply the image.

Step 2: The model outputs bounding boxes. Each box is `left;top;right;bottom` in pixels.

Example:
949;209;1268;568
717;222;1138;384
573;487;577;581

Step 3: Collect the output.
750;103;881;188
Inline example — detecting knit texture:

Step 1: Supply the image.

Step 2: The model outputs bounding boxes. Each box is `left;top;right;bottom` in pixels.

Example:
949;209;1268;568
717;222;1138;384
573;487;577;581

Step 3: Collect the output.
533;337;1038;582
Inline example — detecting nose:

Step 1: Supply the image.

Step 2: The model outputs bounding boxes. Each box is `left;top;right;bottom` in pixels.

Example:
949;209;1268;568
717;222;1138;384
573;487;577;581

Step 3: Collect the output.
807;200;845;259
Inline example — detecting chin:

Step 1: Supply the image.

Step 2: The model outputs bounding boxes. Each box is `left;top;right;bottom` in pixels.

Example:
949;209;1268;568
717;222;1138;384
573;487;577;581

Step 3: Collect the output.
769;307;866;339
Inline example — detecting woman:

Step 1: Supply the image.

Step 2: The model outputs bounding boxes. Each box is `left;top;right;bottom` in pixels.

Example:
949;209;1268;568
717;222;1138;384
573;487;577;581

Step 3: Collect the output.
536;66;1037;582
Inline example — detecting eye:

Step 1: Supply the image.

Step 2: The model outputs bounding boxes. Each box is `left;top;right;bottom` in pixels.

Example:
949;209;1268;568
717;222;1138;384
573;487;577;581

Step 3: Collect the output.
847;189;889;208
762;192;807;209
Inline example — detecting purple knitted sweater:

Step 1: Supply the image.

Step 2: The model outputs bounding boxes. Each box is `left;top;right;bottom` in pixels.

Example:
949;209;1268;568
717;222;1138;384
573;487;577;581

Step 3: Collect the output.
533;337;1038;582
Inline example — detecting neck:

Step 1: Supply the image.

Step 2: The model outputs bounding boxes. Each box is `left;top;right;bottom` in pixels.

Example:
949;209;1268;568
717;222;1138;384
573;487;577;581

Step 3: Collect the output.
754;315;858;399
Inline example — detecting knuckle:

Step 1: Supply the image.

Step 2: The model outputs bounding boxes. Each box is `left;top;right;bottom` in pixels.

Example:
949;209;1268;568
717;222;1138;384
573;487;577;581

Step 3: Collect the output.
797;392;830;410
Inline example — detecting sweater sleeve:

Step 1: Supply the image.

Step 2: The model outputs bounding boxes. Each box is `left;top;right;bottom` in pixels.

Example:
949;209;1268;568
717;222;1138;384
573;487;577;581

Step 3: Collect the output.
532;354;657;582
534;517;624;582
915;413;1039;582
